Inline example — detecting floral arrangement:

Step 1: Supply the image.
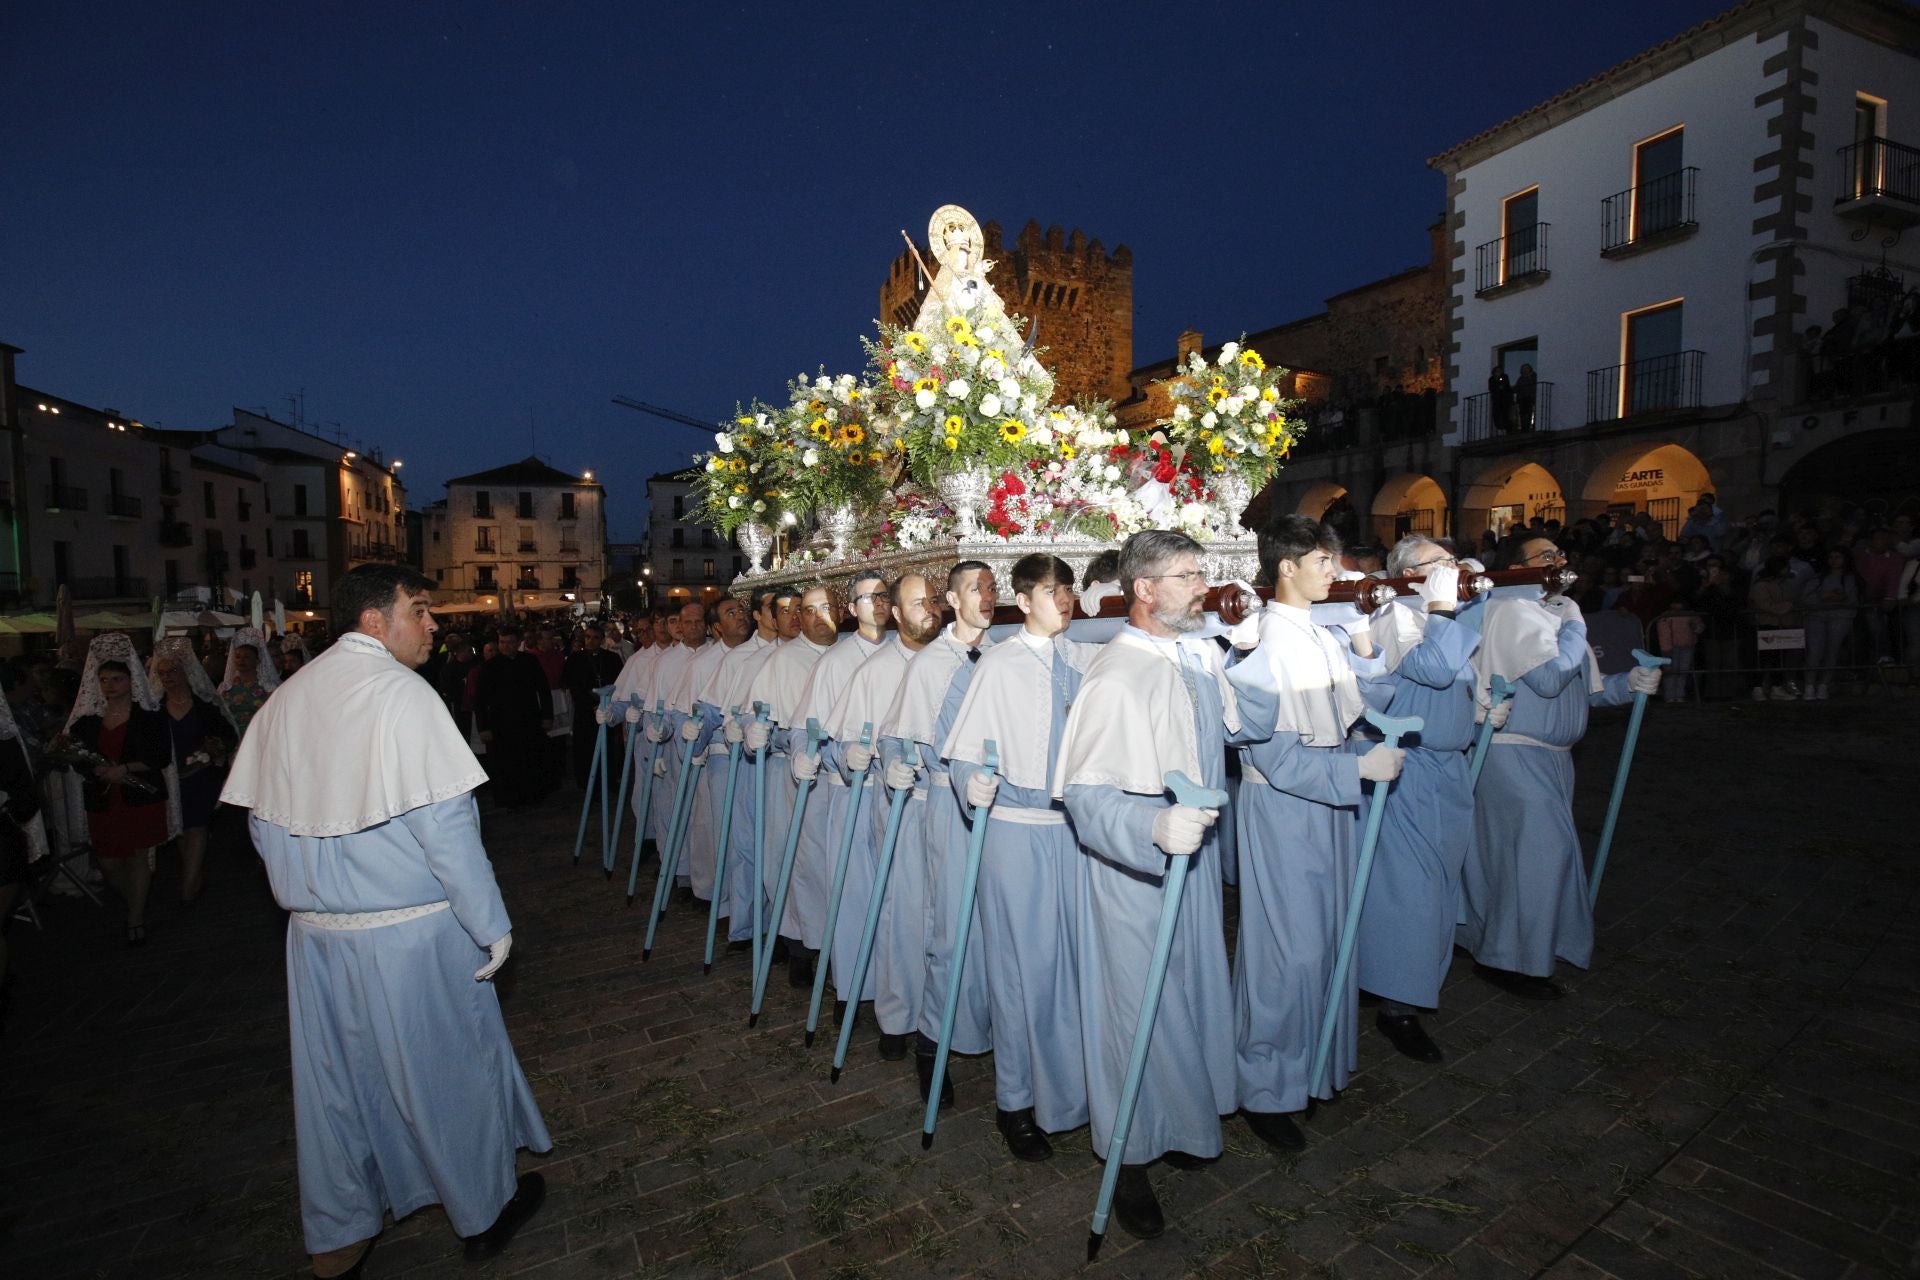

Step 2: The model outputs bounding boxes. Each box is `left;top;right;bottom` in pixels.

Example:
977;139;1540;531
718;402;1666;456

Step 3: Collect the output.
773;370;893;517
698;403;789;536
44;740;163;798
1158;337;1304;490
864;307;1057;486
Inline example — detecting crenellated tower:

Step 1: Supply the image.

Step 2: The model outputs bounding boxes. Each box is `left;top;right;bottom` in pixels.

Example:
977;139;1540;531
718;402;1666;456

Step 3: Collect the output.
880;217;1134;404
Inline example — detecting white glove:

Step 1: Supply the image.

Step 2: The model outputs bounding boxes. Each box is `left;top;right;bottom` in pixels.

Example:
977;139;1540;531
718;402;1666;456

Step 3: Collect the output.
845;743;874;773
1486;699;1512;729
885;760;917;791
1151;804;1216;857
1413;565;1460;611
964;772;999;809
1225;579;1262;651
1540;594;1582;624
724;719;744;745
1080;581;1123;613
474;932;511;981
1356;746;1405;783
646;720;670;743
1335;569;1369;582
790;751;820;783
1628;666;1662;696
1459;558;1486;575
593;707;609;726
624;704;642;724
680;718;701;742
745;721;771;752
652;755;667;778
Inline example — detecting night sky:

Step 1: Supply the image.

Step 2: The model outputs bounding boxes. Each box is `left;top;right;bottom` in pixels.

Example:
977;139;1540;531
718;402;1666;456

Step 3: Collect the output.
2;0;1729;539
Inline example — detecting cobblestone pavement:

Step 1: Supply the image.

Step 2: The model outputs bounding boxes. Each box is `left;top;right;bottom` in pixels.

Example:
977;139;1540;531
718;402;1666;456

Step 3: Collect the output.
3;697;1916;1279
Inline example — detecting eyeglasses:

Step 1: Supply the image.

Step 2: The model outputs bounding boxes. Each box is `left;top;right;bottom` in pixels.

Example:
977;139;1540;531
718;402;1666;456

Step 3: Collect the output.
851;590;890;606
1517;547;1567;566
1408;556;1457;573
1147;570;1208;585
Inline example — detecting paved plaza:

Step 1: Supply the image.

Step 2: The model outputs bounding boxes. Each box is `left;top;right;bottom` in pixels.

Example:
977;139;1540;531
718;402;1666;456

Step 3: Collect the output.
3;697;1916;1279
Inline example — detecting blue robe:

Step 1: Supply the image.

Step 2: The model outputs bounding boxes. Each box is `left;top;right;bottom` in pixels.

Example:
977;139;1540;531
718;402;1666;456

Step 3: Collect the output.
947;642;1087;1131
1460;618;1633;975
252;795;551;1253
1352;614;1481;1009
820;736;880;1002
683;705;730;901
872;734;930;1036
1065;635;1244;1164
915;663;992;1053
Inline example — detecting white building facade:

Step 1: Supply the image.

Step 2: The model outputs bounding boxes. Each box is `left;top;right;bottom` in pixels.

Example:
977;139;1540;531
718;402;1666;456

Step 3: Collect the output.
423;456;606;610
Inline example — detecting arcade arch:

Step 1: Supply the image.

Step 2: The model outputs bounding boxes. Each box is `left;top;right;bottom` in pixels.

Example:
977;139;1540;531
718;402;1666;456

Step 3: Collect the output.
1460;460;1565;541
1582;442;1714;539
1371;473;1450;543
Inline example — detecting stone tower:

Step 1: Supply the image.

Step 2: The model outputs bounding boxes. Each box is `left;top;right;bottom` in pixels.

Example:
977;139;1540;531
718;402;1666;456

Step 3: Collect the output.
880;218;1134;404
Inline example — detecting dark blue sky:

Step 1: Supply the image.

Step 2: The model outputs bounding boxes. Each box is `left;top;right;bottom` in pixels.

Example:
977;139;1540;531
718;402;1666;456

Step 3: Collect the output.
2;0;1729;539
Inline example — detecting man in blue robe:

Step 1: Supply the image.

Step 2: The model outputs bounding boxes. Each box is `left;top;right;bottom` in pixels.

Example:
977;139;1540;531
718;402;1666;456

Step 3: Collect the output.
1223;515;1399;1149
222;565;548;1278
1056;531;1269;1241
945;554;1094;1162
1459;537;1659;997
1351;536;1480;1064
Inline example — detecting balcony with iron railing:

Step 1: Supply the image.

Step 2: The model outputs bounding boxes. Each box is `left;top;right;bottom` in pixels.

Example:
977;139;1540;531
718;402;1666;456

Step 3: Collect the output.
1835;137;1920;227
1459;382;1555;442
44;484;88;511
1587;350;1705;423
159;467;183;496
1474;223;1550;296
158;520;193;547
516;540;539;553
107;493;142;519
1601;168;1698;257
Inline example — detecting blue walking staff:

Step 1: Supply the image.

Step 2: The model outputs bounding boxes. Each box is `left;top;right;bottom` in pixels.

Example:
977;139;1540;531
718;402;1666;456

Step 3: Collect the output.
700;704;746;975
804;722;874;1050
745;702;771;985
920;740;998;1150
1587;648;1669;908
831;742;921;1083
621;698;666;896
1467;673;1515;789
1309;707;1423;1101
642;710;706;959
603;695;641;875
571;685;615;867
750;716;824;1028
1086;769;1228;1261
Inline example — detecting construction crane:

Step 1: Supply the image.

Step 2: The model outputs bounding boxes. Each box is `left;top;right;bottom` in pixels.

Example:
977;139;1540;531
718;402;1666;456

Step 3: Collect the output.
610;396;725;434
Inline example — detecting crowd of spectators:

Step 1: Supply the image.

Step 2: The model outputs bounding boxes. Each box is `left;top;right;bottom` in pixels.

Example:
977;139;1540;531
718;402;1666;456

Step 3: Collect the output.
1802;287;1920;400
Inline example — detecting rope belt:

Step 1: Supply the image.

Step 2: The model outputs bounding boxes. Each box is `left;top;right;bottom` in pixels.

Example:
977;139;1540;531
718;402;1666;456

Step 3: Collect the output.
293;900;450;931
1241;763;1269;788
988;804;1067;827
1490;731;1572;752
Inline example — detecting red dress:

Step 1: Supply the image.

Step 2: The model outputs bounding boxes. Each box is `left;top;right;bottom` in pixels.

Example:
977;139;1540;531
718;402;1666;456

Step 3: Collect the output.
88;720;170;859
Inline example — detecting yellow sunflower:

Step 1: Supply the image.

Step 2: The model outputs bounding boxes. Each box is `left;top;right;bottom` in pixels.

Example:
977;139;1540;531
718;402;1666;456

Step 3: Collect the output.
1239;350;1266;372
901;333;927;354
1260;386;1279;403
1207;386;1228;405
999;419;1027;443
848;450;866;466
732;483;747;495
734;414;754;427
944;436;960;451
1060;444;1077;461
943;415;964;437
837;422;866;446
809;416;831;439
944;315;972;339
912;377;937;394
1206;436;1226;456
728;458;746;473
954;333;980;349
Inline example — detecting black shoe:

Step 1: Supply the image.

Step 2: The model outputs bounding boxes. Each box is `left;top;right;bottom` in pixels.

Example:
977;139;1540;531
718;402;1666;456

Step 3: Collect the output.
1358;989;1382;1007
726;939;752;953
772;936;791;964
1112;1165;1164;1240
1376;1012;1444;1063
311;1235;375;1280
878;1032;909;1061
1242;1108;1307;1152
833;998;849;1029
462;1171;546;1263
1160;1150;1211;1170
788;949;813;989
996;1108;1053;1162
674;886;695;905
1473;962;1563;1001
915;1050;955;1109
639;839;658;865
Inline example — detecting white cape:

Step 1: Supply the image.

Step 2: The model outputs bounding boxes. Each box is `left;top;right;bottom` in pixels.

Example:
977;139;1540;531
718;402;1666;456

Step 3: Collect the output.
1053;629;1238;799
944;629;1092;792
1229;602;1364;747
879;626;988;748
1472;596;1604;709
221;632;487;836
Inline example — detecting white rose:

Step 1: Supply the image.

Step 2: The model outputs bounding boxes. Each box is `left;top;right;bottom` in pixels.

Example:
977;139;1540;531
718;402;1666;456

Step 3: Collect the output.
1201;411;1219;430
958;344;980;367
915;389;937;410
752;500;767;513
977;325;996;341
981;357;1005;380
1222;397;1244;416
815;376;831;391
717;433;735;453
803;449;819;467
1219;341;1240;364
947;378;971;399
1032;426;1054;446
756;413;769;429
1104;465;1122;482
979;393;1002;418
706;457;720;471
997;377;1019;401
931;344;949;363
1172;404;1192;422
1020;394;1038;415
728;496;743;509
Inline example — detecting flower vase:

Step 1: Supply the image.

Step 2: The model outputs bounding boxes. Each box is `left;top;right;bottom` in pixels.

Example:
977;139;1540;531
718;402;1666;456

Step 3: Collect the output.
823;504;858;563
938;466;992;539
1214;471;1253;531
736;521;772;575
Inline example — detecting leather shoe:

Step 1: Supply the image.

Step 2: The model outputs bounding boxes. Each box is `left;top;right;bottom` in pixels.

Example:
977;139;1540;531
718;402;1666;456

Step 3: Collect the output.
877;1032;909;1061
462;1171;545;1263
788;947;815;989
771;936;791;964
1112;1165;1164;1240
996;1108;1052;1162
1242;1108;1307;1152
1376;1012;1443;1063
726;939;752;953
1473;962;1562;1001
1160;1150;1211;1170
915;1050;955;1108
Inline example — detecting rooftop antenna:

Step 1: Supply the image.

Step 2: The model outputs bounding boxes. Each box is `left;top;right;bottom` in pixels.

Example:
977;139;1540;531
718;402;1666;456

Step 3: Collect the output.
286;387;306;427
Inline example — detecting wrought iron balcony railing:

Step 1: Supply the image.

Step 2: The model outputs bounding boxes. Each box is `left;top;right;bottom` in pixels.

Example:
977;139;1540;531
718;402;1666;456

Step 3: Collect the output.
1459;382;1554;442
108;493;142;519
44;484;88;510
1587;350;1705;422
1836;136;1920;208
1601;168;1697;255
1474;223;1550;295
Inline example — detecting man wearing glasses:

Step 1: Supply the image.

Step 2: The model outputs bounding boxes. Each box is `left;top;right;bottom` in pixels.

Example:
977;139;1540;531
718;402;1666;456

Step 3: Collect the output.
787;576;890;997
746;584;836;979
944;554;1101;1164
1460;536;1658;1001
1351;535;1484;1066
